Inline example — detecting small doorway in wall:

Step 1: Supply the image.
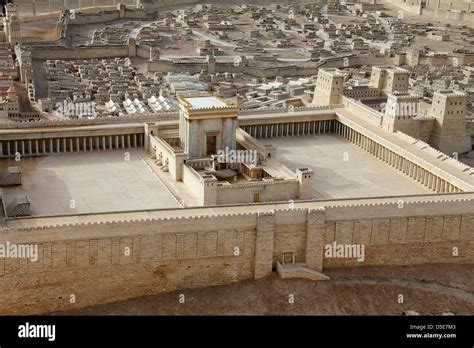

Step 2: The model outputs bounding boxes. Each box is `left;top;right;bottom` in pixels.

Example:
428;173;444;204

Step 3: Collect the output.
253;192;260;203
282;252;295;264
206;134;216;156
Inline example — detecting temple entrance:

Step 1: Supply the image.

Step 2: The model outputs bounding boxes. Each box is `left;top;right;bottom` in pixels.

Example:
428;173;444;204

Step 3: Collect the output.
206;134;216;156
253;192;260;203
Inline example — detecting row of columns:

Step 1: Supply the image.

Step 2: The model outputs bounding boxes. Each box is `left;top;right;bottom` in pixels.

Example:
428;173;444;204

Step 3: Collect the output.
0;133;144;158
335;122;462;194
242;119;337;139
30;0;140;15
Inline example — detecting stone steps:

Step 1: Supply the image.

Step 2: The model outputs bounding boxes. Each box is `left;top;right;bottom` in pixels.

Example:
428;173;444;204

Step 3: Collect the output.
276;261;330;281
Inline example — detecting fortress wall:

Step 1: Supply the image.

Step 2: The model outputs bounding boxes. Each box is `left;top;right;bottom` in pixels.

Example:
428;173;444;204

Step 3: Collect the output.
0;198;474;314
419;55;449;67
0;214;258;315
137;45;151;59
242;65;322;78
31;45;130;60
124;8;147;19
70;11;120;24
139;0;199;11
148;61;206;75
148;57;379;78
324;212;474;267
380;0;422;14
421;7;474;23
342;97;383;127
67;8;146;25
148;61;323;78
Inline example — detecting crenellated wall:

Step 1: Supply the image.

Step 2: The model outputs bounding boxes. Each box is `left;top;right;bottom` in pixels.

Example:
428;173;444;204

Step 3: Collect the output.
0;194;474;314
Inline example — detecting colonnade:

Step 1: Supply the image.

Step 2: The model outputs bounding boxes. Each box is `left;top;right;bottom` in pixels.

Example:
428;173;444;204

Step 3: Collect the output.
0;133;144;158
335;122;462;193
241;117;463;194
241;119;337;139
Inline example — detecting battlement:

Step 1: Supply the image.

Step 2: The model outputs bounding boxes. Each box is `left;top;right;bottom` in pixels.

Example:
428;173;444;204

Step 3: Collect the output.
389;91;422;100
433;90;467;99
318;67;345;77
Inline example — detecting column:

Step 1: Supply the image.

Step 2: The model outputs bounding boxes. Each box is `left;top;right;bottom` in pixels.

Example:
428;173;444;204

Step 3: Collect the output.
63;139;67;152
133;134;137;148
0;142;3;157
121;135;125;149
21;141;25;155
69;138;74;152
109;136;113;150
35;140;39;155
76;138;80;151
56;139;60;153
89;137;93;151
102;136;107;150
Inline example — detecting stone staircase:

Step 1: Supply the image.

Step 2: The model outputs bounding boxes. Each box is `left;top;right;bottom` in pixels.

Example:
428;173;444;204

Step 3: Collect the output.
276;261;330;281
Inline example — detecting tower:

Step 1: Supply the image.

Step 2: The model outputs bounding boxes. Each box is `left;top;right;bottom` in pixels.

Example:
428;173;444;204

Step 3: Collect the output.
369;66;409;94
382;92;420;136
6;86;19;117
4;3;21;48
312;68;344;106
428;90;472;155
296;168;314;199
19;50;32;85
207;54;216;74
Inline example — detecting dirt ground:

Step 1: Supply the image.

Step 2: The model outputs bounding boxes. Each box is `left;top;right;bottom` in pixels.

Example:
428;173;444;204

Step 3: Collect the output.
57;263;474;315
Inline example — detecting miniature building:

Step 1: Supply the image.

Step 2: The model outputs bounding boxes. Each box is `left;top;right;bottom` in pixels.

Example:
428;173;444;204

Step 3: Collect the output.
369;66;409;94
3;4;21;48
312;68;345;106
178;94;238;159
383;92;420;135
428;90;472;155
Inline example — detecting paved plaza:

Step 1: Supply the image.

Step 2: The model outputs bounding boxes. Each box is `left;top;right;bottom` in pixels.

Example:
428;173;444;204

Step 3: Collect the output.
1;149;180;216
263;134;431;199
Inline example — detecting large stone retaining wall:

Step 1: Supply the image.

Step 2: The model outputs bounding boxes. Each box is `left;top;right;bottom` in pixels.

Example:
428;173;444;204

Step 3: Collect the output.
0;194;473;314
31;45;131;60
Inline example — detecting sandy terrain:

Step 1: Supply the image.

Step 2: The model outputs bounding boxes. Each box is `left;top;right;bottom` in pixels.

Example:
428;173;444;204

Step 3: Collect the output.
57;263;474;315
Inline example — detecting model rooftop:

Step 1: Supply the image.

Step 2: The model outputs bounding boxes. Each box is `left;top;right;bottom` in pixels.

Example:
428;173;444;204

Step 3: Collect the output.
180;95;227;109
